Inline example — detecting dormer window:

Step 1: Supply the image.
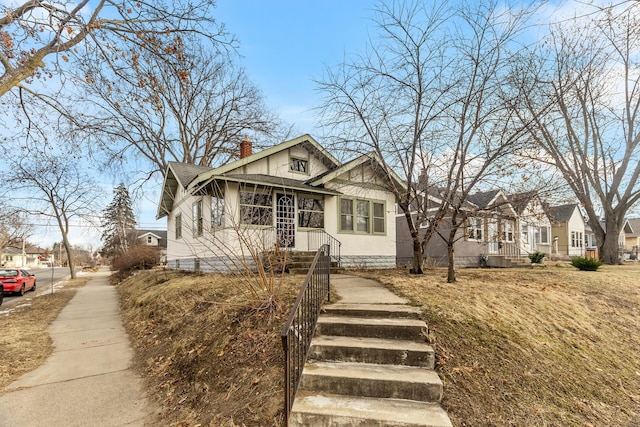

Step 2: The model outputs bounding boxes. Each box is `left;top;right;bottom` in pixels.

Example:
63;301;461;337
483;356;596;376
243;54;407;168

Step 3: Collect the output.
290;157;308;174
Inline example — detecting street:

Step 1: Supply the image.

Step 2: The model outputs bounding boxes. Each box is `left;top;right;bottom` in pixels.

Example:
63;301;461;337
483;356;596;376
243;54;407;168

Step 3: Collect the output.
1;267;73;309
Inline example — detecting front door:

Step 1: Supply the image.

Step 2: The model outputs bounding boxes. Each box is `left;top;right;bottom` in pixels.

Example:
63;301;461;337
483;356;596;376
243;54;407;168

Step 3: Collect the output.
276;193;295;248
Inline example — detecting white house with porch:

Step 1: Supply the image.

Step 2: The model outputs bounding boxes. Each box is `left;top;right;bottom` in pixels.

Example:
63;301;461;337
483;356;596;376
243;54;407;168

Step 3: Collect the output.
157;135;402;272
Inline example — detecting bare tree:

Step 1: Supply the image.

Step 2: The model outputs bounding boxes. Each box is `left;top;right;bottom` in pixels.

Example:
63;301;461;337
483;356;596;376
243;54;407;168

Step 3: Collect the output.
511;5;640;264
1;0;230;133
4;146;103;278
74;42;287;179
316;0;452;275
316;0;533;280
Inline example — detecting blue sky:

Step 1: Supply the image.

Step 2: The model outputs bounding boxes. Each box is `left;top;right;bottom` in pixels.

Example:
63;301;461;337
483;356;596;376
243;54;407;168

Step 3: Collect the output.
215;0;374;132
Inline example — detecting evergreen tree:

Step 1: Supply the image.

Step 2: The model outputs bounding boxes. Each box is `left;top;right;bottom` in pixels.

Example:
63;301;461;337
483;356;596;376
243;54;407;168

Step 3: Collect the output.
101;184;137;258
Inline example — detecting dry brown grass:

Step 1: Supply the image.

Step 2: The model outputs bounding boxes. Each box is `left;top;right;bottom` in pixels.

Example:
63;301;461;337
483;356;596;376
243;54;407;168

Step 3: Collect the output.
117;264;640;426
0;278;89;392
116;268;308;427
355;264;640;427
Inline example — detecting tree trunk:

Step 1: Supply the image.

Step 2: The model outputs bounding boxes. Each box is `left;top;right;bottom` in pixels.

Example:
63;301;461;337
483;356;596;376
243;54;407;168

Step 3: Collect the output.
404;210;423;274
411;235;423;274
446;239;456;283
61;234;76;279
599;217;621;265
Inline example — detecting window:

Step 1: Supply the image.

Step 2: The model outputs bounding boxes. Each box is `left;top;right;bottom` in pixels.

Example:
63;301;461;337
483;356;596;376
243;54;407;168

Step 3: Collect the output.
211;195;225;228
193;199;203;237
373;202;385;233
539;226;550;244
356;200;370;232
298;196;324;228
340;198;354;231
175;214;182;239
340;198;386;234
521;225;529;244
147;236;153;244
290;157;308;174
240;190;272;225
467;217;483;241
502;220;514;242
571;231;584;248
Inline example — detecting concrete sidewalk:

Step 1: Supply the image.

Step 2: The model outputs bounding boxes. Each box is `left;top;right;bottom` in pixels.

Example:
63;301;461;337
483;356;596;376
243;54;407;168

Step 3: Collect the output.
0;268;156;427
330;274;409;305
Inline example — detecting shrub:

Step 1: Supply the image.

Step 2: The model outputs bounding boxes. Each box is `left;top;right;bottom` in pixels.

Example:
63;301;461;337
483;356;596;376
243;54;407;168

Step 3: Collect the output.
528;251;546;264
571;256;604;271
112;245;161;274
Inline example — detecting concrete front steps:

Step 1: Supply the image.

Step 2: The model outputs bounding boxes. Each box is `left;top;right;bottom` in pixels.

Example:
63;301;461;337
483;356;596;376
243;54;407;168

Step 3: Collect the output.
289;303;452;426
287;251;343;275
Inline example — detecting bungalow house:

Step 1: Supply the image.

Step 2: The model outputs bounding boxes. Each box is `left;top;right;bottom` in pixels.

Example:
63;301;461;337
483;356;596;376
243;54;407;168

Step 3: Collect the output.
157;134;402;272
396;188;521;268
548;204;586;258
507;192;552;256
137;229;168;264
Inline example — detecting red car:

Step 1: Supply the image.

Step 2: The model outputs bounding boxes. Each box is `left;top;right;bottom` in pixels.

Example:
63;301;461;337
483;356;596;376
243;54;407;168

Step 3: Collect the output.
0;269;36;296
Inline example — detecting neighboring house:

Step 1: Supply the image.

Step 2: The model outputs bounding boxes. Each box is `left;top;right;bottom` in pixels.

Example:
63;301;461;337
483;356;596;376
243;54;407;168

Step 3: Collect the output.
157;134;402;272
396;189;520;268
624;218;640;259
1;247;26;268
507;192;552;256
0;245;48;268
548;204;586;258
137;229;168;264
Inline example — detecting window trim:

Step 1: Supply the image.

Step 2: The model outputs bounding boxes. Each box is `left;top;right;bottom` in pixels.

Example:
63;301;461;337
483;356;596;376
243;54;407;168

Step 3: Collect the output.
571;230;584;248
502;219;515;243
175;213;182;239
372;201;385;234
289;154;310;175
467;217;484;242
211;194;225;229
193;198;203;237
356;199;370;233
538;226;550;244
338;197;387;236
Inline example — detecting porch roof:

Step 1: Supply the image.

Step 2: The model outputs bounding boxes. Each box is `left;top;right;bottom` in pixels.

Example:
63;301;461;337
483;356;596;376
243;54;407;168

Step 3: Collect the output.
195;173;343;196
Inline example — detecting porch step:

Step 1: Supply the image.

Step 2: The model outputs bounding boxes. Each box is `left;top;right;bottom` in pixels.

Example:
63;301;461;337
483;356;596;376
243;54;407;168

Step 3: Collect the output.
288;267;344;275
309;335;435;368
300;361;443;402
323;303;423;319
288;260;339;269
316;315;427;341
290;391;452;427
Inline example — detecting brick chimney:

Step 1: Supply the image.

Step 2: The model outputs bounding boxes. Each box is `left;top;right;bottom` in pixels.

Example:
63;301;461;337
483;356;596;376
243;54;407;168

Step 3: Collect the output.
239;136;252;159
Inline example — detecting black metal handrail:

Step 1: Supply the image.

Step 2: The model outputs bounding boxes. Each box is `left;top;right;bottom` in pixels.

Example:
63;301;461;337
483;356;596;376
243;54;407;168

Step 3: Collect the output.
281;244;330;425
307;229;341;267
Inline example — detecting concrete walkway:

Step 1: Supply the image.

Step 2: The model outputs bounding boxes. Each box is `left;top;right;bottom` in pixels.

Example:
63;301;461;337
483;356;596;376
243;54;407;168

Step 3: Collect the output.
0;268;156;427
330;274;409;305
